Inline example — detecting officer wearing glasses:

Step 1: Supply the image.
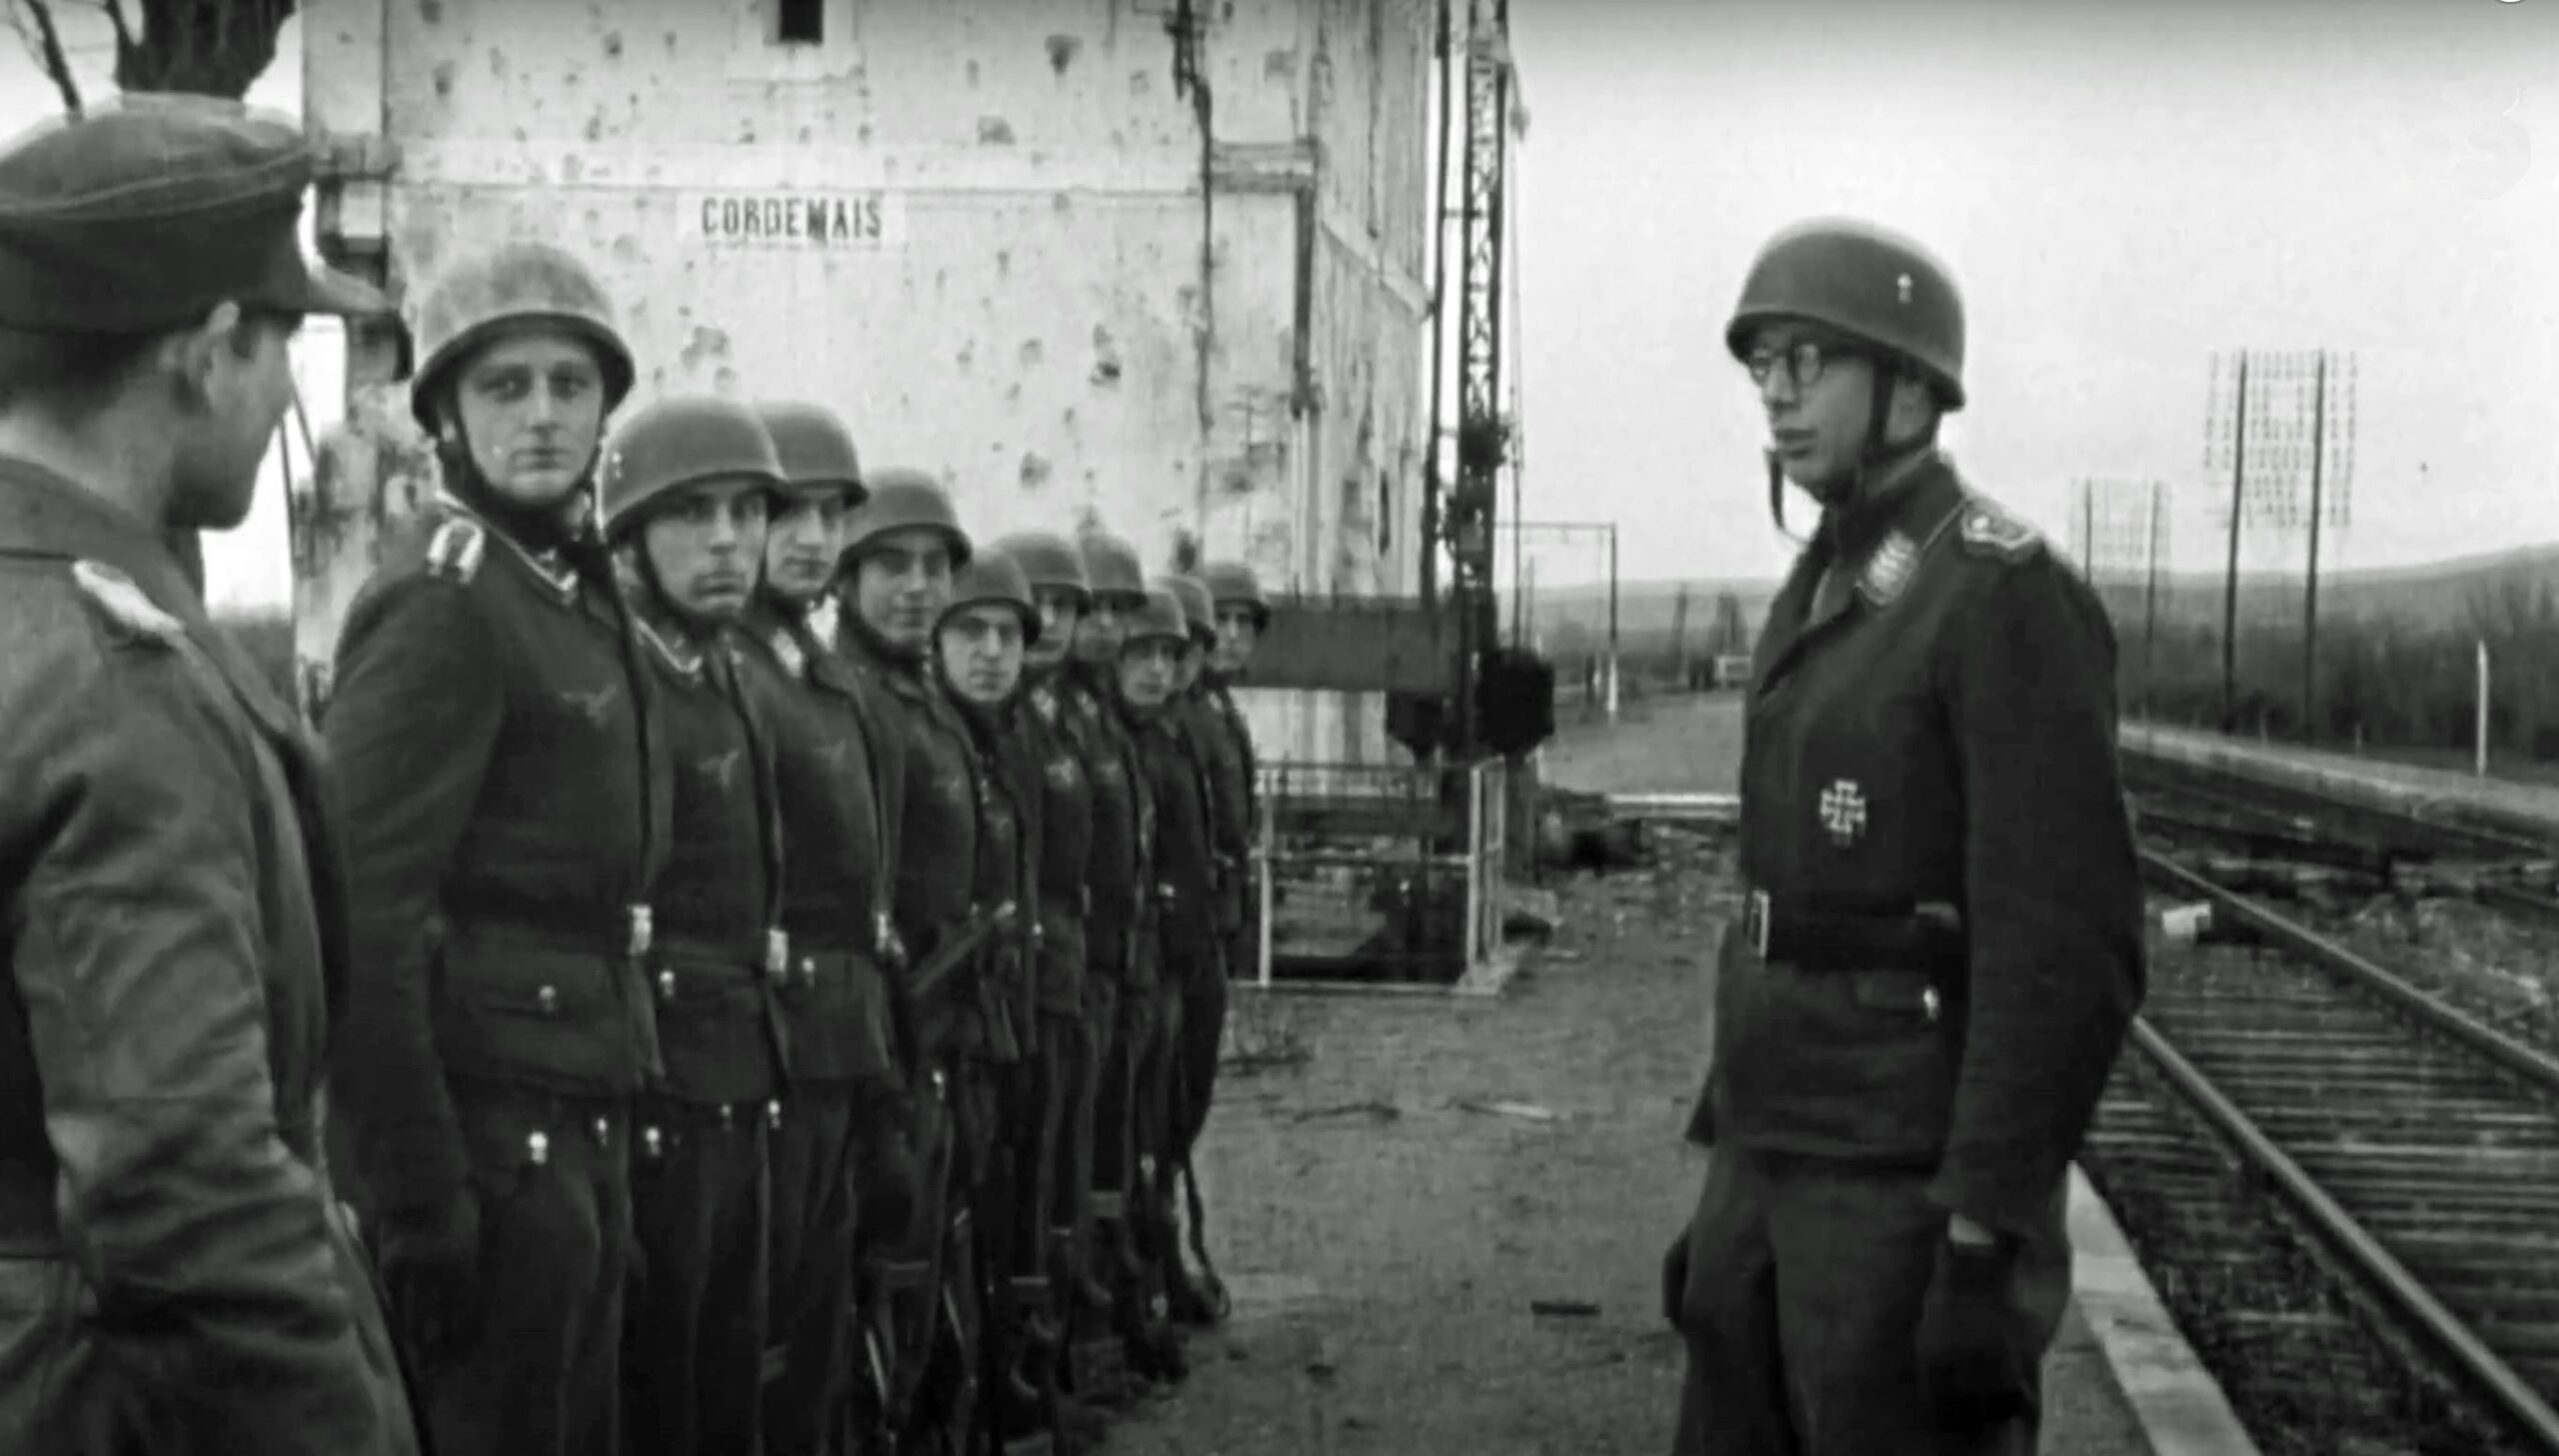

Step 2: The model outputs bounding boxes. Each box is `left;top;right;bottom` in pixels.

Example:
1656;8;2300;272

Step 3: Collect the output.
1662;217;2146;1456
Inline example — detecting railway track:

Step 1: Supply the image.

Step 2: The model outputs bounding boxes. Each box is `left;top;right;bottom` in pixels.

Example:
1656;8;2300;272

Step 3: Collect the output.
2085;775;2559;1453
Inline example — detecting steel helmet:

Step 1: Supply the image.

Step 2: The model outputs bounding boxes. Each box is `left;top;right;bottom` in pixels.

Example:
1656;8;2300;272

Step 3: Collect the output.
1154;574;1217;643
408;241;637;430
842;468;973;568
1124;588;1190;649
598;396;784;541
1724;218;1966;410
1199;560;1272;631
940;549;1040;644
755;401;865;502
992;531;1092;606
1077;532;1147;602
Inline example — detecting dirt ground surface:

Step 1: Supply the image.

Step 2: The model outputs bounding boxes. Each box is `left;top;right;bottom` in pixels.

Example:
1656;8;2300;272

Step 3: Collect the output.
1112;694;2153;1455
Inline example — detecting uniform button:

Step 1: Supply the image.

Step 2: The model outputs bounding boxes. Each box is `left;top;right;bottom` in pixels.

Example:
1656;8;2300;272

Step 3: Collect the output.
644;1126;665;1159
657;969;677;1001
767;1099;784;1129
537;984;560;1014
593;1115;611;1146
527;1130;551;1166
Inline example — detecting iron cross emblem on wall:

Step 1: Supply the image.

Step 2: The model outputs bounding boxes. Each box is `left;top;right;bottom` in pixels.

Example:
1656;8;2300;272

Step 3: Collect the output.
1819;779;1867;845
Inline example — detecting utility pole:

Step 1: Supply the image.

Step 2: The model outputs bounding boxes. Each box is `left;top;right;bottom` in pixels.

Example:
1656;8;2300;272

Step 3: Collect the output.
1669;582;1691;690
2143;481;2163;723
1604;524;1620;722
2080;478;2095;575
2220;352;2250;734
2302;351;2328;743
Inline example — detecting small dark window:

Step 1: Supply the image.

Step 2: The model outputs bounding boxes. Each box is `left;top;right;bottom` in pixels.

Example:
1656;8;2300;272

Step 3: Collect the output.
776;0;824;45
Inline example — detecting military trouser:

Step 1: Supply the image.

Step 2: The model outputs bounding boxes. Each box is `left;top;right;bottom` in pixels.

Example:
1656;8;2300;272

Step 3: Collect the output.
1164;927;1236;1326
892;1048;989;1452
1063;975;1128;1407
416;1081;632;1456
861;1057;956;1448
1671;1149;2070;1456
625;1097;773;1456
846;1082;922;1450
958;1029;1058;1448
1046;1000;1104;1311
761;1084;867;1456
1109;977;1187;1384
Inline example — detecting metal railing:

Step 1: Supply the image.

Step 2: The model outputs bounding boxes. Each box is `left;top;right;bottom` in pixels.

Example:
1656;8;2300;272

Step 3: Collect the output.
1250;758;1506;988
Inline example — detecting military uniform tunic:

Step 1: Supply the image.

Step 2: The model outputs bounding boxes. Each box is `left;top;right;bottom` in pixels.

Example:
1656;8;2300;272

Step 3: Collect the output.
326;498;666;1456
1689;455;2144;1219
1672;454;2145;1456
839;630;987;1057
734;601;902;1456
622;623;782;1456
0;461;416;1455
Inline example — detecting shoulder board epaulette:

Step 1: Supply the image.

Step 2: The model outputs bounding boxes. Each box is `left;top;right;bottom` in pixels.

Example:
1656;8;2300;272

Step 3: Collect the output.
768;626;808;682
1956;500;2043;563
71;560;183;647
425;518;487;583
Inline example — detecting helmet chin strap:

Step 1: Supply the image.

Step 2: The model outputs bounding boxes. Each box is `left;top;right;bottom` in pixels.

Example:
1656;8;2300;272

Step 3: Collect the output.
1765;367;1905;547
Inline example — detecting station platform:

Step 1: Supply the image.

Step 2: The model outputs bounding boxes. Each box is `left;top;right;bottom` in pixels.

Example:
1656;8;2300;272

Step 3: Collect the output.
2120;721;2559;840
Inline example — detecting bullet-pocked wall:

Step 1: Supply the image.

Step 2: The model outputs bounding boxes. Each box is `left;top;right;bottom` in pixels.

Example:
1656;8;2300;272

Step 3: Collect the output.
301;0;1435;766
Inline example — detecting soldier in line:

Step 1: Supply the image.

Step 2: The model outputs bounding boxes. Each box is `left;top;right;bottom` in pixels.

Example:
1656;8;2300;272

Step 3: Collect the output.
834;472;1000;1449
934;549;1077;1452
1064;531;1166;1404
325;240;664;1456
1163;562;1270;1328
736;401;905;1456
0;98;419;1455
1124;582;1225;1389
596;397;793;1456
996;529;1128;1430
1664;218;2145;1456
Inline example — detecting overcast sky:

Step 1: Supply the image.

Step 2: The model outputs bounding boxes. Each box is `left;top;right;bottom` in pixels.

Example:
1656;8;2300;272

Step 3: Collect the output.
4;0;2556;608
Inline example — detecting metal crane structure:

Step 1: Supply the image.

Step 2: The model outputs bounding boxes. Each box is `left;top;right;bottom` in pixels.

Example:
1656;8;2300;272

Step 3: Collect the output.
1420;0;1516;763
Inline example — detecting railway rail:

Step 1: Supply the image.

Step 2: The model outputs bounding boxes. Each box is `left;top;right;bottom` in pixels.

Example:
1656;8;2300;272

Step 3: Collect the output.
2092;756;2559;1453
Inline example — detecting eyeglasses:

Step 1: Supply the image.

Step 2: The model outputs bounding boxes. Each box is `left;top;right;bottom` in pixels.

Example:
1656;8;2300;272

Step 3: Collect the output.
1743;341;1851;392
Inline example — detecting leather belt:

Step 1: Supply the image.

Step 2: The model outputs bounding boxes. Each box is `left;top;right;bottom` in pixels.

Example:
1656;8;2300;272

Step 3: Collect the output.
447;899;657;958
1739;888;1964;971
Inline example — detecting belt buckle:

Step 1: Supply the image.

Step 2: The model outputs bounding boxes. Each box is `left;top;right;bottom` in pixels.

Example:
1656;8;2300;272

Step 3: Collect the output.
1744;889;1770;958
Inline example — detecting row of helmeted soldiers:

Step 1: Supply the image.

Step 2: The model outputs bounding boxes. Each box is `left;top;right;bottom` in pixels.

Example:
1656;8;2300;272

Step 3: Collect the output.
317;239;1265;1456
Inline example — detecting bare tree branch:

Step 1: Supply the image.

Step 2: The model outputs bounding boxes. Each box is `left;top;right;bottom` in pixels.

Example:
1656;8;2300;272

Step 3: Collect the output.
8;0;87;115
111;0;296;101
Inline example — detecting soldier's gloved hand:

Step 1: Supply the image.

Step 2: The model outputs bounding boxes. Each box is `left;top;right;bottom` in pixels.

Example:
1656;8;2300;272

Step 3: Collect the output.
378;1190;484;1364
1659;1226;1690;1331
1914;1232;2034;1433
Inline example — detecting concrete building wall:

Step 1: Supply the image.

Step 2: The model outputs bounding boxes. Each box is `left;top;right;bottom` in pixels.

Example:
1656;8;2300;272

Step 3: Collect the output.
300;0;1436;765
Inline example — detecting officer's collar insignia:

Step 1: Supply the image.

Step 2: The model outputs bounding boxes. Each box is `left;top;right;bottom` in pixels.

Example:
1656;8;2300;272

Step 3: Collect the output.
424;518;487;584
806;595;842;645
770;627;808;681
428;493;575;597
1957;501;2044;562
1818;777;1868;845
71;560;183;647
636;618;703;677
1856;531;1919;609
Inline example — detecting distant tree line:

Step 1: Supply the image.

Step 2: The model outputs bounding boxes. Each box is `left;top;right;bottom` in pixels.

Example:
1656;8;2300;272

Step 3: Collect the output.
2117;578;2559;760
